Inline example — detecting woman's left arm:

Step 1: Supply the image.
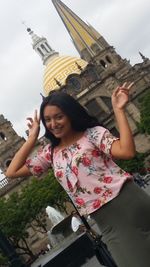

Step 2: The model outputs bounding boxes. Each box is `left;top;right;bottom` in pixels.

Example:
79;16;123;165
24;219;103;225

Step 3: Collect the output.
111;82;136;159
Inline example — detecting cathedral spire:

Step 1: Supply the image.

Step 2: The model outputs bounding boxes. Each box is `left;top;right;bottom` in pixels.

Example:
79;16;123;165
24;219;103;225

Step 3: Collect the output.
27;28;59;65
51;0;103;59
139;51;149;62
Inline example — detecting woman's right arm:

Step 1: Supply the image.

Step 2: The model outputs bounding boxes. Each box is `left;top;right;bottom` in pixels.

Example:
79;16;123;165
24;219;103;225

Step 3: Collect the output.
6;110;40;178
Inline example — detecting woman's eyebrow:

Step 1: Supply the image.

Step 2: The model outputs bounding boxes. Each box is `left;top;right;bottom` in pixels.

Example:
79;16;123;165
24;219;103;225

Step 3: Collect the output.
44;112;63;118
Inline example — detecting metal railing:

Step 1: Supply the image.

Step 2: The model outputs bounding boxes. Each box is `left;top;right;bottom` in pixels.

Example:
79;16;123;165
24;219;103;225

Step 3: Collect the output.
0;176;9;188
0;176;28;197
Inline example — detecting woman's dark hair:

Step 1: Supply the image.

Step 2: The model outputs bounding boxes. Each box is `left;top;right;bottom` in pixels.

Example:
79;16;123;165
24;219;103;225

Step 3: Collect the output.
40;91;100;147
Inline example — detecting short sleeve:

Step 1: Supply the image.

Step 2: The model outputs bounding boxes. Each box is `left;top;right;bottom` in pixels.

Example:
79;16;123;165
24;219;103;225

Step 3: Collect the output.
87;126;119;156
25;144;52;177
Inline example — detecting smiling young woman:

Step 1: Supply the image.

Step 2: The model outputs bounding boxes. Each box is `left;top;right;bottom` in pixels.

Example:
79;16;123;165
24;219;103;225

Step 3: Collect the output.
43;105;80;143
6;83;150;267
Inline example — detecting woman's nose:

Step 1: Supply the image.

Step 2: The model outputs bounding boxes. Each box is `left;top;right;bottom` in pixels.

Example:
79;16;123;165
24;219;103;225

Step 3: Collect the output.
50;119;57;129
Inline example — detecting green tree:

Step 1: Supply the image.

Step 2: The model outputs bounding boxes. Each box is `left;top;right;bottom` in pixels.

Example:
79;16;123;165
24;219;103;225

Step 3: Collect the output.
116;152;147;174
138;91;150;135
0;251;8;266
0;170;68;258
0;192;34;258
117;90;150;173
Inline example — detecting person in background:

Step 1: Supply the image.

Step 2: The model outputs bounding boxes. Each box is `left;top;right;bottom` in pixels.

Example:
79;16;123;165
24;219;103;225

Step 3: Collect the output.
6;82;150;267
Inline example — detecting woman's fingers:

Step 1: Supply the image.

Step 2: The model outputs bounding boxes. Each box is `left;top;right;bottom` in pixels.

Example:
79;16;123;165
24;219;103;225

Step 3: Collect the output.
34;109;38;120
119;89;129;95
113;82;134;94
127;82;134;90
26;110;40;126
27;122;32;129
112;86;120;96
34;109;40;125
26;117;33;123
121;82;134;90
122;82;128;88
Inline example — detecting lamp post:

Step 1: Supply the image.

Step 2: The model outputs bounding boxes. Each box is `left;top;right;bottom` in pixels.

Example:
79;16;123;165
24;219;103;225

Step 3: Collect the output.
0;230;27;267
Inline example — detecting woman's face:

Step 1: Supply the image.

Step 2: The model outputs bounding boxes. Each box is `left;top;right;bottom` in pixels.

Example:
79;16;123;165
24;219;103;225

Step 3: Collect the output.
43;105;73;139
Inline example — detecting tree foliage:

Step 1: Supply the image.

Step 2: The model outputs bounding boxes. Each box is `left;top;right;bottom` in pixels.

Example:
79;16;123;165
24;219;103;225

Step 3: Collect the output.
116;152;147;174
117;89;150;174
138;91;150;135
0;170;68;258
0;251;8;266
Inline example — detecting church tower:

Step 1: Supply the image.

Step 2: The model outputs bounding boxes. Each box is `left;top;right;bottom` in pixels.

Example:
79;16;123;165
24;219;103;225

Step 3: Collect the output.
27;27;88;96
0;115;25;175
51;0;131;74
27;1;150;152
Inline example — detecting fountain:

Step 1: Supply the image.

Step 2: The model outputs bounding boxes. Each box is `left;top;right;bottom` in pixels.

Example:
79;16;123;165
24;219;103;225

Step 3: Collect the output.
46;206;73;248
32;206;98;267
46;206;65;226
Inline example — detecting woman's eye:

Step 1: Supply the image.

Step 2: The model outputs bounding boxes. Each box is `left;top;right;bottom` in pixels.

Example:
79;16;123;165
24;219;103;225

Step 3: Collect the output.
45;118;51;123
56;115;63;120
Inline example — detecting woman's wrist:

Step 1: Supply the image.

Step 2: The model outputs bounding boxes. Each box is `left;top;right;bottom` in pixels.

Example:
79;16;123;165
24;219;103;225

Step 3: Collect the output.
113;106;125;114
27;134;38;143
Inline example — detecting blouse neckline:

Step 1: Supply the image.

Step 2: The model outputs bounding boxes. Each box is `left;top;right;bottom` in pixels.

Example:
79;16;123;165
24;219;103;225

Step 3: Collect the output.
54;130;87;153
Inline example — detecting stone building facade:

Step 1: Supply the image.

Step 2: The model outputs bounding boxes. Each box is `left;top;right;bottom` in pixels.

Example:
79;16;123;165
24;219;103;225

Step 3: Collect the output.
43;0;150;154
0;115;25;174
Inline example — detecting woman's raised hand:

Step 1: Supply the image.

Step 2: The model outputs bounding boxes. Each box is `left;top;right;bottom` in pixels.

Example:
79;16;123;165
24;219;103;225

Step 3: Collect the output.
26;110;40;139
111;82;134;110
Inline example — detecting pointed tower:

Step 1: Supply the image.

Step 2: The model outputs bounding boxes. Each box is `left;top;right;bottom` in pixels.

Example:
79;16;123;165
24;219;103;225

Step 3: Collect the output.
52;0;104;60
51;0;131;74
139;51;149;63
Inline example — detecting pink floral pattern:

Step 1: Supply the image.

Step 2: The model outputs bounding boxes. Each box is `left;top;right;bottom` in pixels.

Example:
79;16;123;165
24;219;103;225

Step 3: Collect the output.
103;176;113;183
26;126;132;215
93;199;101;209
94;187;103;194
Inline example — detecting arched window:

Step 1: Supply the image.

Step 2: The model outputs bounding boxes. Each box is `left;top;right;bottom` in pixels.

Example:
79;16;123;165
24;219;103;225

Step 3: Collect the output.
100;60;108;68
84;64;99;83
6;160;11;167
37;47;44;56
45;42;52;51
67;75;82;91
0;132;7;141
106;55;112;64
41;44;49;53
85;99;108;124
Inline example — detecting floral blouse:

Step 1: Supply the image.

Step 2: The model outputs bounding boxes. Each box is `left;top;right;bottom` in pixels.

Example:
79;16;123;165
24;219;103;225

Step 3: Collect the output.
26;126;132;216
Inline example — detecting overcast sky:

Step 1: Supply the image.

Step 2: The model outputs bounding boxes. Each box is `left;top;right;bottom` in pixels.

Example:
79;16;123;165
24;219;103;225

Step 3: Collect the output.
0;0;150;178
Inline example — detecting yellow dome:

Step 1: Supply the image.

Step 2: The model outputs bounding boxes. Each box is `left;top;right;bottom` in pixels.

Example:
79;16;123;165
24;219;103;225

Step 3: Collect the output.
43;55;88;95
